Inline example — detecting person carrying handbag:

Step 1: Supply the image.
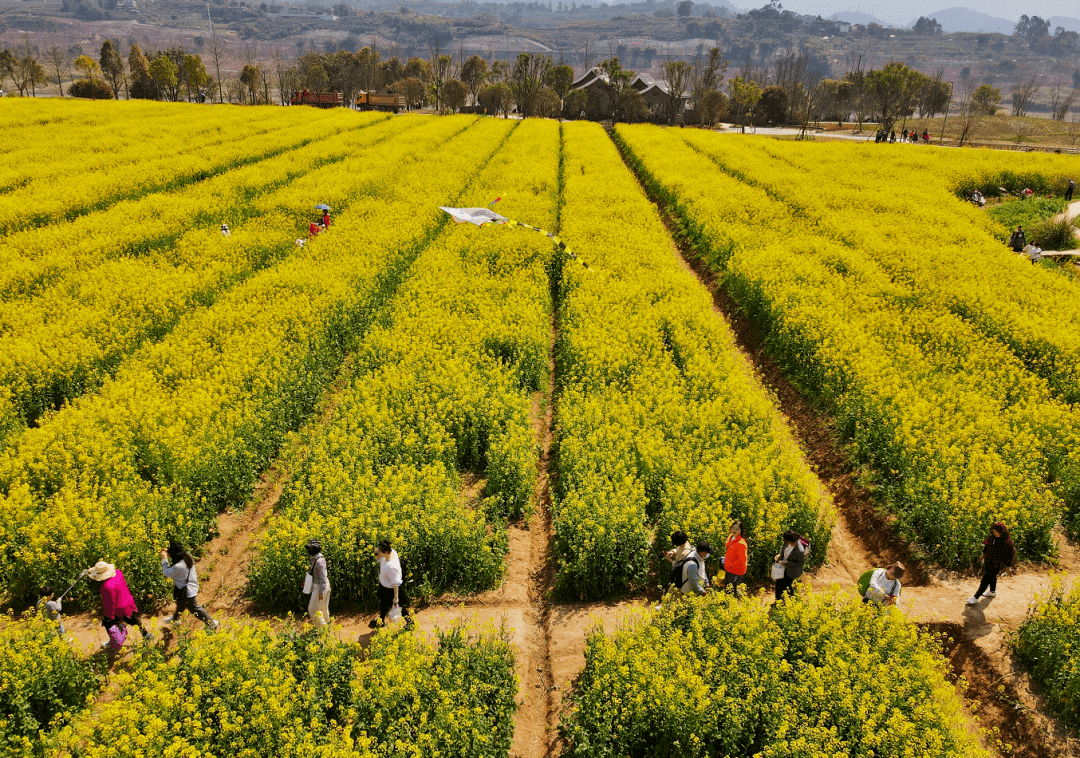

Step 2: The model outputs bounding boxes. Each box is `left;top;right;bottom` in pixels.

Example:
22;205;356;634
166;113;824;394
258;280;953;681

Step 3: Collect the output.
162;542;218;631
304;539;331;627
370;539;413;631
772;530;805;602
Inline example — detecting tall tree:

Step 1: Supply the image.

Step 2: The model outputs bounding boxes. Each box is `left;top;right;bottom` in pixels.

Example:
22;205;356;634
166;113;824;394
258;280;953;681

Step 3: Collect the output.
443;78;468;112
545;63;574;110
971;84;1002;116
428;40;453;111
240;63;261;105
689;47;727;126
1049;84;1077;122
865;61;927;133
183;55;208;102
661;59;691;124
1010;74;1040;117
727;76;761;131
598;56;634;123
47;46;67;97
0;49;15;93
954;77;982;147
913;17;942;35
128;44;155;99
460;54;488;106
99;39;124;99
148;55;179;101
510;53;551;118
73;54;98;80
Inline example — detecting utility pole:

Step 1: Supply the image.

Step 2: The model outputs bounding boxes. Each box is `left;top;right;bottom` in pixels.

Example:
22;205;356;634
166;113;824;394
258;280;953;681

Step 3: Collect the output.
939;80;954;143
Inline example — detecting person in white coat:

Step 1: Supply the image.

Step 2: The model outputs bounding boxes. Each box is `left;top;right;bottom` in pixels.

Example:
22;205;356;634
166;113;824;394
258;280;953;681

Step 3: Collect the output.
162;542;218;631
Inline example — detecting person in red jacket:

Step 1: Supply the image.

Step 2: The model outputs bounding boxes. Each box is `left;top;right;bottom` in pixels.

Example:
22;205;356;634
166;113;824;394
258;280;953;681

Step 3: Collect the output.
321;211;330;228
722;520;748;595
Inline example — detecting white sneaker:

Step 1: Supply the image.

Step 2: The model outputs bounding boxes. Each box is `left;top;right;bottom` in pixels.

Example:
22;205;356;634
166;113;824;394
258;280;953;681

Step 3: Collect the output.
965;596;980;605
983;591;996;597
162;615;176;624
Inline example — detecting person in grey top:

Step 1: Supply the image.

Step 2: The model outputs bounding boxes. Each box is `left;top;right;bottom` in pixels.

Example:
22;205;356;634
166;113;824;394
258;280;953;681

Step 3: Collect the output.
161;541;218;631
36;586;65;636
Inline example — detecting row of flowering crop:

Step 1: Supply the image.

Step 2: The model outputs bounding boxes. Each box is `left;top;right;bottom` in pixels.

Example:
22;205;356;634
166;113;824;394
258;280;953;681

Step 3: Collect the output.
562;591;985;758
0;114;412;442
552;122;833;599
0;116;503;608
248;118;551;609
1011;576;1080;730
683;135;1080;407
0;613;100;756
0;111;379;300
0;100;353;234
20;619;515;758
616;125;1076;562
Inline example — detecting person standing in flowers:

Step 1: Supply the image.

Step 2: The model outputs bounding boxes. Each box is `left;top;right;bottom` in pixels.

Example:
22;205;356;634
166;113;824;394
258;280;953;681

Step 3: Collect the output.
161;542;218;632
87;561;154;644
664;530;701;595
36;586;65;637
370;539;414;629
304;539;331;627
861;562;905;606
721;520;748;595
966;522;1016;605
773;530;805;601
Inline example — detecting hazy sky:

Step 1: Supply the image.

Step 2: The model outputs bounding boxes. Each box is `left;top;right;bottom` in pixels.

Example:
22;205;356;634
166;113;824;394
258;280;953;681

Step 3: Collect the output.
750;1;1080;26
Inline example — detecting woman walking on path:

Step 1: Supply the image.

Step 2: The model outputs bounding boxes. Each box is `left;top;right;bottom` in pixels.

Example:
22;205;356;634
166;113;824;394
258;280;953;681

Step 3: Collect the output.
722;521;748;594
88;561;154;644
967;522;1016;605
304;539;331;627
370;540;413;630
161;542;218;631
773;530;805;601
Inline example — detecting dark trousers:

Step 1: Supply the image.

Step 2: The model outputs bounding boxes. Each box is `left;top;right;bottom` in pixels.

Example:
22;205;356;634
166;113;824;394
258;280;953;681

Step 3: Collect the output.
1067;187;1074;202
774;576;795;600
378;583;410;620
115;612;151;638
725;573;746;595
974;567;999;598
174;589;215;626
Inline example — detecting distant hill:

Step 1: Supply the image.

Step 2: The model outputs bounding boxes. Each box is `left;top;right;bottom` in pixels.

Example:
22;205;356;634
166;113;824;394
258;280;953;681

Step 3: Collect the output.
1048;16;1080;34
914;7;1014;34
828;11;883;26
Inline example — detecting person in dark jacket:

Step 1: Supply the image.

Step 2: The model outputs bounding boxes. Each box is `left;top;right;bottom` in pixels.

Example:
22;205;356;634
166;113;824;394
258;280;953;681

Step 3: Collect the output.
773;530;805;601
966;522;1016;605
1008;226;1026;253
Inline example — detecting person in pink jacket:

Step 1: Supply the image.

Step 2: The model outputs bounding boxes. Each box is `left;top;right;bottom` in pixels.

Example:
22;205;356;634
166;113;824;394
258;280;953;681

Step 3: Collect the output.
88;561;154;644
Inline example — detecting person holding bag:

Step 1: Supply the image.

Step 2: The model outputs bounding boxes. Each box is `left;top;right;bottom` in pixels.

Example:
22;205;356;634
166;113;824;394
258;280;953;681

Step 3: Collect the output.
370;539;413;630
303;539;331;627
772;530;805;602
161;542;218;631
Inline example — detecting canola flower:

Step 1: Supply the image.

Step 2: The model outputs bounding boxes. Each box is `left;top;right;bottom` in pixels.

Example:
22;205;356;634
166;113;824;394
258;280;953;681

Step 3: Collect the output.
0;114;405;437
0;115;507;607
53;619;515;758
616;124;1076;563
0;612;101;756
562;590;986;758
249;118;553;609
0;100;355;234
1011;575;1080;730
554;122;833;599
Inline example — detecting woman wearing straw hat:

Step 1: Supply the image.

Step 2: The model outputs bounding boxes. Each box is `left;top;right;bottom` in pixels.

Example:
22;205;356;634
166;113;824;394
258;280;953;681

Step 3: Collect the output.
87;560;154;644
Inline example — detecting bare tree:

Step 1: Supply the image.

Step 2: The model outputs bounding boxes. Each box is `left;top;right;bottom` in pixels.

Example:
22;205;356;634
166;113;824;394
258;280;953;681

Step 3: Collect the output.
690;47;727;125
1049;83;1077;121
272;49;292;105
662;58;692;124
1066;110;1080;146
428;38;453;111
1010;73;1040;117
206;7;228;103
954;77;982;147
510;52;551;118
47;46;67;97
